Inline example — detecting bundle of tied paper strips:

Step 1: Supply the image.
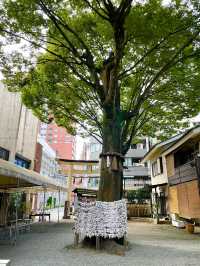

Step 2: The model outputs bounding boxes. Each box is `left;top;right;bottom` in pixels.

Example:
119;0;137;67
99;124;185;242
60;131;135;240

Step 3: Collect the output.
74;199;127;238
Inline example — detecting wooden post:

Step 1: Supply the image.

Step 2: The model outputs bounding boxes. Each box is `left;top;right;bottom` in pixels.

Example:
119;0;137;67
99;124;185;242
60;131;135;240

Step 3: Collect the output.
150;193;153;217
63;165;73;219
67;165;73;207
155;191;159;224
74;233;79;247
25;192;31;218
123;234;128;247
96;236;101;250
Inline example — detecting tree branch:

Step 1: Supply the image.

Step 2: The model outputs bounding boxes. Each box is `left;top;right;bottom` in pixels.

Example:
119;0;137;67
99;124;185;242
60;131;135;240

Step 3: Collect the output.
61;106;102;143
119;25;198;79
82;0;110;21
38;1;105;102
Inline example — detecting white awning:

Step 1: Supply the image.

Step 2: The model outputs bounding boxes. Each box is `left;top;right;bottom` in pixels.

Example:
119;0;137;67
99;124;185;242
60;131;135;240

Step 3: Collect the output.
0;159;67;191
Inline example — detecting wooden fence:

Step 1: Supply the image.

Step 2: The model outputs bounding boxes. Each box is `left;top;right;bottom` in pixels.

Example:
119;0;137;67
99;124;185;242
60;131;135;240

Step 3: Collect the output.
127;203;151;218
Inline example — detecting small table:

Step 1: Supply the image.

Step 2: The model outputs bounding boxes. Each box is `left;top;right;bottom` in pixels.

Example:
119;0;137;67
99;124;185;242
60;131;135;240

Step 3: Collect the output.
29;213;50;222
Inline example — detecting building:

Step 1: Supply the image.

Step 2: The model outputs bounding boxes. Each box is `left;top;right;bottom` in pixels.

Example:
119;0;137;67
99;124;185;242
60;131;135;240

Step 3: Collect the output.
34;136;67;210
85;137;151;190
143;125;200;221
39;122;75;160
0;84;66;224
36;136;59;178
0;83;39;168
35;135;67;189
123;139;151;190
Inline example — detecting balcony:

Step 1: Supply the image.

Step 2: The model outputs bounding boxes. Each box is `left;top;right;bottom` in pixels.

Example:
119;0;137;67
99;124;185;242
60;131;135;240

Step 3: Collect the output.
168;160;198;186
126;148;147;158
124;165;150;177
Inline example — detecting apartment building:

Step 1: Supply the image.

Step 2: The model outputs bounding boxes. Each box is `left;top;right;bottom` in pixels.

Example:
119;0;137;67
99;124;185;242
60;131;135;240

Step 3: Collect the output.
86;137;151;190
123;139;151;190
0;83;38;168
34;136;66;210
39;122;75;160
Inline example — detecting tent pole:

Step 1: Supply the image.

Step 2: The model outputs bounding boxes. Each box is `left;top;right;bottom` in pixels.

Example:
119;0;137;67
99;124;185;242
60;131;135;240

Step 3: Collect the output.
42;186;46;222
16;177;20;235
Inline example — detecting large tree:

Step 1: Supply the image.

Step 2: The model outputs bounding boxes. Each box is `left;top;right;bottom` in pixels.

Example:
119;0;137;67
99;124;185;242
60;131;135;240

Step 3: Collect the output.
1;0;200;202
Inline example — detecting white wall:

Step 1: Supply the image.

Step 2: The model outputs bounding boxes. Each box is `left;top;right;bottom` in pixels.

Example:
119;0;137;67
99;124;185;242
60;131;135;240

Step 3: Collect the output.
150;155;168;186
0;84;39;168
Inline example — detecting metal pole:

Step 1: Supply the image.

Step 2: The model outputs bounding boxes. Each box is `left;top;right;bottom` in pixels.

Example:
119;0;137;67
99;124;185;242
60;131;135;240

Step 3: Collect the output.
43;187;46;222
15;196;18;234
57;189;60;223
16;177;20;235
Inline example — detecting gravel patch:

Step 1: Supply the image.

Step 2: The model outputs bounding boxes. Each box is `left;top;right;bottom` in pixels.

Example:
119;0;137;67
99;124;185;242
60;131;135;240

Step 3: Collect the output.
0;220;200;266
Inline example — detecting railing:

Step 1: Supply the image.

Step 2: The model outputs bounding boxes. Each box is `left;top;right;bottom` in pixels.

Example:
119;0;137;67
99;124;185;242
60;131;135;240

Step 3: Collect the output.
168;160;197;186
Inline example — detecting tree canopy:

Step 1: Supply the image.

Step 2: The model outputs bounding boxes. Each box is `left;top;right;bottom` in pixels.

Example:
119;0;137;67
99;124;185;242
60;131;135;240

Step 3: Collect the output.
1;0;200;153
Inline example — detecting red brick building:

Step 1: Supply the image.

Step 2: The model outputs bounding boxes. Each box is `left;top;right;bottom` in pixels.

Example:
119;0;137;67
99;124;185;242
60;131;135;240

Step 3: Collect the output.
39;123;75;160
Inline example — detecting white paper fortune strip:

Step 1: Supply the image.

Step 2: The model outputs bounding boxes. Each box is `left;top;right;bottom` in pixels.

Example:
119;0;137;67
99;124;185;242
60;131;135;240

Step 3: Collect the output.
74;199;127;239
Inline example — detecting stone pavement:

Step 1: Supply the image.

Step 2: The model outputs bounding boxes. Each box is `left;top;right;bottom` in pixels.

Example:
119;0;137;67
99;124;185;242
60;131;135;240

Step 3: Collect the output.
0;220;200;266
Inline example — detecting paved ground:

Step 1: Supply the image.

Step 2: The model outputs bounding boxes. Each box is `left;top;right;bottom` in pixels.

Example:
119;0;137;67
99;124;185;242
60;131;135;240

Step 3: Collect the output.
0;220;200;266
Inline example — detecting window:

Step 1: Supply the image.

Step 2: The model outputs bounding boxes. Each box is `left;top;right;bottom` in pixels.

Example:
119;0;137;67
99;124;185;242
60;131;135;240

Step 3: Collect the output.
174;147;194;168
142;139;147;149
124;157;132;167
193;122;200;126
132;158;140;166
90;143;100;152
90;145;95;152
130;144;137;149
152;158;163;176
124;157;143;167
64;137;72;143
15;155;31;169
137;143;144;149
0;147;9;161
159;157;163;174
152;161;158;177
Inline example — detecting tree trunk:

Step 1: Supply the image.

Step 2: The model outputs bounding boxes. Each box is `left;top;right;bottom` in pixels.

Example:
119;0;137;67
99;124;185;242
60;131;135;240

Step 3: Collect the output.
98;107;123;201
